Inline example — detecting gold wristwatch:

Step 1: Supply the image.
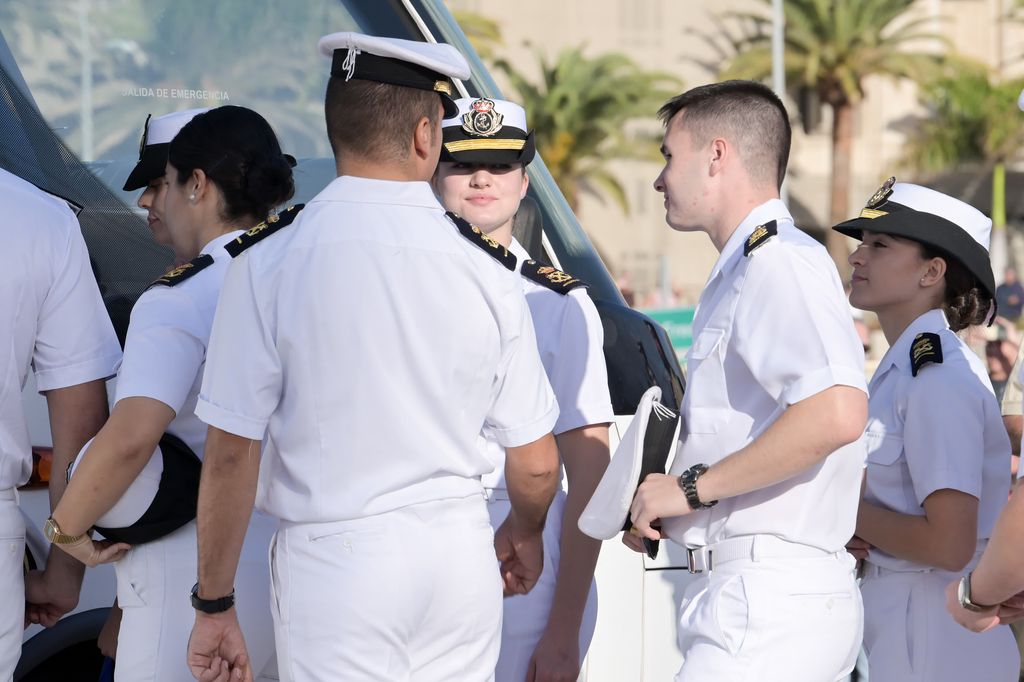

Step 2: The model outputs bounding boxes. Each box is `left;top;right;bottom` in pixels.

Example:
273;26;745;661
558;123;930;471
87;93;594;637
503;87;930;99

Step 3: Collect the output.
43;516;86;545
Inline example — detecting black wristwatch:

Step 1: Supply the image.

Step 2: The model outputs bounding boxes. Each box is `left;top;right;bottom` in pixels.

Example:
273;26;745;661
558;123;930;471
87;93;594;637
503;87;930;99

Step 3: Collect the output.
190;582;235;614
678;464;717;511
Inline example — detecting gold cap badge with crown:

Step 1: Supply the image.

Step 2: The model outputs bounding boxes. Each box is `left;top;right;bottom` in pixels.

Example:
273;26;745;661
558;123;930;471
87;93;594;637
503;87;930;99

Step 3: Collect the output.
461;97;504;137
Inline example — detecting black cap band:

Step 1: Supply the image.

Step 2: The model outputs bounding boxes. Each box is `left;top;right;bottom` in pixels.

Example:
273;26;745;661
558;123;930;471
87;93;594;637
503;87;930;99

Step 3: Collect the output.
330;49;457;117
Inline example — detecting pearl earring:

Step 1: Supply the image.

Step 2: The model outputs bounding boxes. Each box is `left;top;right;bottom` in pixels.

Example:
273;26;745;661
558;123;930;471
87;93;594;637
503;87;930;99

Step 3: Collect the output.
189;193;196;202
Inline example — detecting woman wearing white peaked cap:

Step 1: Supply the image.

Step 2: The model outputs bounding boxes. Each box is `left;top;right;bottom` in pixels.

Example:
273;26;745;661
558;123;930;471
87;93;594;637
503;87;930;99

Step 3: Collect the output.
836;179;1019;680
434;96;613;682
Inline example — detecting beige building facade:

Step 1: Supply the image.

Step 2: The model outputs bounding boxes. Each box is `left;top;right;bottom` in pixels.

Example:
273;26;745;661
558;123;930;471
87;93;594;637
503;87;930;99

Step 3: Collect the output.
447;0;1024;306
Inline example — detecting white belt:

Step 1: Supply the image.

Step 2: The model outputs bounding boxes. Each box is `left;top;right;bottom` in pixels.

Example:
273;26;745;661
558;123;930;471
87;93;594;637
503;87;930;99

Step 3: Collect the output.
483;488;509;502
684;535;835;574
859;561;936;581
0;488;15;502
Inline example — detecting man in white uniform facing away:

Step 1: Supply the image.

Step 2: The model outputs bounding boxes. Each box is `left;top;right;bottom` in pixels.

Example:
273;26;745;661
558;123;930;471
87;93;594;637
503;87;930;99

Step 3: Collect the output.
2;168;121;676
185;33;561;682
624;80;869;682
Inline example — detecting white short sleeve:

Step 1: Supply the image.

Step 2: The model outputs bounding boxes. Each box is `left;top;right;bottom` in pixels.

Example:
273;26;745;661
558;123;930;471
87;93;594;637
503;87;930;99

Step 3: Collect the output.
485;301;559;448
733;246;866;406
903;370;984;504
195;258;282;440
33;216;121;391
547;291;613;434
114;289;205;414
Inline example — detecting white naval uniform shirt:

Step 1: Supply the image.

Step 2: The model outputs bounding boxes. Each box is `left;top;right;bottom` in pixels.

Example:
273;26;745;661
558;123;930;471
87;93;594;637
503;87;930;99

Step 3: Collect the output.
114;230;243;458
863;309;1010;572
196;176;559;524
0;168;121;489
480;238;614;490
663;199;868;553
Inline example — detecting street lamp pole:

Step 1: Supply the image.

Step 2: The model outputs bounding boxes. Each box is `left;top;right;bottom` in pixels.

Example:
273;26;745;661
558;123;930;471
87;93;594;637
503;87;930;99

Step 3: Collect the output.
772;0;787;203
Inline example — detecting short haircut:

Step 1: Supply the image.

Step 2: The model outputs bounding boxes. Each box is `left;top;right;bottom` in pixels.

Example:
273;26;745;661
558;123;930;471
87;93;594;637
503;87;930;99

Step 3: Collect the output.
658;80;791;190
325;78;441;164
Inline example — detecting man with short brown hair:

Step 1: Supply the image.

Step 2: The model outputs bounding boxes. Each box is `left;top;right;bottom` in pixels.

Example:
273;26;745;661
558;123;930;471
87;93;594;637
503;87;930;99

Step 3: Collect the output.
186;33;561;682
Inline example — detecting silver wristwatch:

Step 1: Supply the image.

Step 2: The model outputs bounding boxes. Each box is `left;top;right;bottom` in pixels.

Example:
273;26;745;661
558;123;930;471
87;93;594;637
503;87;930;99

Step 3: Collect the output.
957;572;993;613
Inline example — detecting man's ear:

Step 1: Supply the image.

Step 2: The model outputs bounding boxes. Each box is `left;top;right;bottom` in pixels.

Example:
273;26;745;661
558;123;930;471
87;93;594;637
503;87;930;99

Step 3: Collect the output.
708;138;728;177
412;116;435;161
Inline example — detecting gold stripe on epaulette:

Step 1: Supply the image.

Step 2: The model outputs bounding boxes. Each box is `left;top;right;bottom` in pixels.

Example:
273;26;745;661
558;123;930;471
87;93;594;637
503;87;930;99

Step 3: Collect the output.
859;208;888;219
444;139;527;153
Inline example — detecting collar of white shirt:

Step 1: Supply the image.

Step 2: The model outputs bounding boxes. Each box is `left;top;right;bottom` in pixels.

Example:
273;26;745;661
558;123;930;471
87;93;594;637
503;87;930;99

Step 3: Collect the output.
870;307;949;384
200;229;246;260
509;236;531;264
315;175;443;209
706;198;793;284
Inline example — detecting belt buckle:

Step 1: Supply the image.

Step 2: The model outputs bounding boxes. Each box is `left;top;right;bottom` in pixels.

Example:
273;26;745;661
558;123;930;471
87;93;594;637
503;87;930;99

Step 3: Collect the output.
686;547;713;574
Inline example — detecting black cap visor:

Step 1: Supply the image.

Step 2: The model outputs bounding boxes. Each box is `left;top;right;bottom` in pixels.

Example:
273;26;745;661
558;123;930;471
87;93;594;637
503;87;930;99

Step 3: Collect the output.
330;49;459;118
834;202;996;299
123;143;170;191
440;128;535;165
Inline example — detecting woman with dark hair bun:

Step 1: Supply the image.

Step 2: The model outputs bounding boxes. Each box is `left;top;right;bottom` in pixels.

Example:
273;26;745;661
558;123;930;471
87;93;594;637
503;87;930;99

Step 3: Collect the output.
42;105;294;681
836;179;1019;680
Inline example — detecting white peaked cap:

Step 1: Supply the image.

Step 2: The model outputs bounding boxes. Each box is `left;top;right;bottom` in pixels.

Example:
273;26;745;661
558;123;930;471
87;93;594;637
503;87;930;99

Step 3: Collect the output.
317;32;470;81
442;97;528;131
146;107;211;145
888;183;991;252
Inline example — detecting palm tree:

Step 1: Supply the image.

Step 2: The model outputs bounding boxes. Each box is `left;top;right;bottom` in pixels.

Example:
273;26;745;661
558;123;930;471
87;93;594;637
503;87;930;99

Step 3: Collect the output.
452;10;504;61
902;70;1024;276
495;49;679;213
720;0;949;273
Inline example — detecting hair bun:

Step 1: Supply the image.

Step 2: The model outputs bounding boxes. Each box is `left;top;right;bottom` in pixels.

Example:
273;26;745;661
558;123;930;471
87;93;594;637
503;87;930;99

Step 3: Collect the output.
243;154;295;216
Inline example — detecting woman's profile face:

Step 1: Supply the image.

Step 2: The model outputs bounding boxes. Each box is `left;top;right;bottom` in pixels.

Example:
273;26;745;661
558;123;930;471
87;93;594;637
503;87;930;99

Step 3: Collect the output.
848;229;932;313
160;161;201;261
137;176;170;246
435;161;528;233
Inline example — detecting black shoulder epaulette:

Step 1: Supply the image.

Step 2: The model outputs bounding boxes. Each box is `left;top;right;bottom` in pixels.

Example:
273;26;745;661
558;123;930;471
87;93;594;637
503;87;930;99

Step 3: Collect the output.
521;259;587;294
148;254;214;289
225;204;304;257
910;332;943;377
743;220;777;256
445;211;516;271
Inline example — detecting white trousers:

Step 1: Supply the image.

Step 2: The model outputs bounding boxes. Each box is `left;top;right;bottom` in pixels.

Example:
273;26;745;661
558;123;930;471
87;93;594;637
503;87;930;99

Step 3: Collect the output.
861;565;1019;681
486;490;597;682
270;495;502;682
0;491;23;682
113;512;277;681
674;541;862;682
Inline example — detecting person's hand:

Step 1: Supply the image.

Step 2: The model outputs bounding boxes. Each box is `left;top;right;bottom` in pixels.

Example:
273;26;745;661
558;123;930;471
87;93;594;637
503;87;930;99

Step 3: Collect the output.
54;533;131;567
945;580;1001;633
845;536;872;562
994;590;1024;625
494;514;544;596
527;629;580;682
187;609;252;682
629;473;692;541
97;602;122;658
24;560;84;628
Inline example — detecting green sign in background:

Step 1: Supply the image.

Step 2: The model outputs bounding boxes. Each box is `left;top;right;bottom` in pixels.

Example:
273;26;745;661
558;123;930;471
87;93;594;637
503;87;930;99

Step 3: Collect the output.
641;307;696;361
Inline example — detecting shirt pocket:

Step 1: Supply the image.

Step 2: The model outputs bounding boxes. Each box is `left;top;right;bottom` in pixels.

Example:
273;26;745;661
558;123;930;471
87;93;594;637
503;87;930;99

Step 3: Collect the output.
684;328;730;434
864;431;916;511
865;431;903;466
686;327;728;403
